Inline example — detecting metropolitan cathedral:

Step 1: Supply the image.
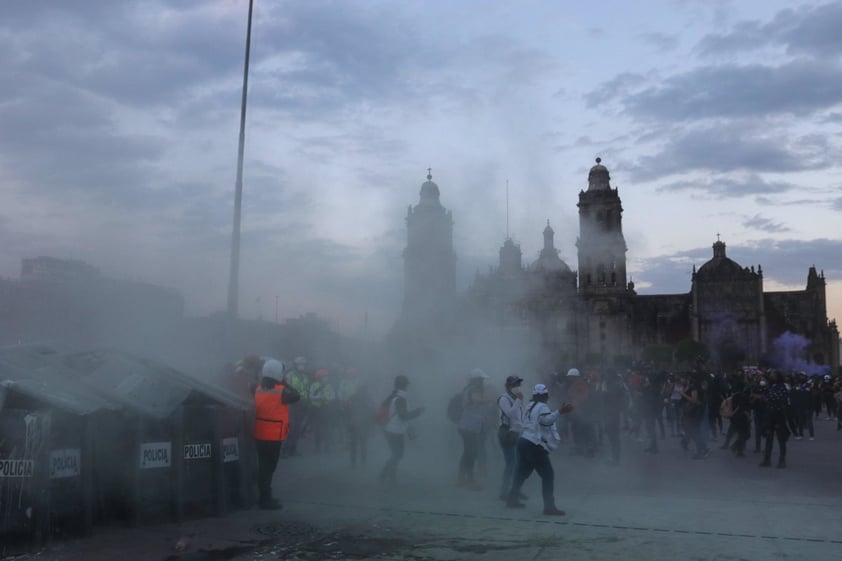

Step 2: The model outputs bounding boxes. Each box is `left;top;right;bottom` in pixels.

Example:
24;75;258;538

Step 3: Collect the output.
398;160;840;371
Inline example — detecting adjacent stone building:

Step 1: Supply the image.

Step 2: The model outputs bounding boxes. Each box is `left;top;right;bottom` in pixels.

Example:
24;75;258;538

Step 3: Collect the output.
404;160;840;372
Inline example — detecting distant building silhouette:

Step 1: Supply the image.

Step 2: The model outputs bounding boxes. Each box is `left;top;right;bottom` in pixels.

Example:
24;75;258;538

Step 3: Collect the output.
401;169;456;325
403;160;839;371
0;256;184;350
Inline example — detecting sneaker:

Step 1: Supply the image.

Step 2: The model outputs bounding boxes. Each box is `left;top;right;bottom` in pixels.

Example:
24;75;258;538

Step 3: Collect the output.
543;507;566;516
506;501;526;509
759;460;771;467
794;436;802;441
809;437;815;441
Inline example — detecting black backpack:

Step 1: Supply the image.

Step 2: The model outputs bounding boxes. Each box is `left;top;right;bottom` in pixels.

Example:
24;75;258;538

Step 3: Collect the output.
446;391;464;423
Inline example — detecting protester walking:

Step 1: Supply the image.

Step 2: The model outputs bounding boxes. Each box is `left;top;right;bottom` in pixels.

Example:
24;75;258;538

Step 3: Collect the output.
379;375;424;483
506;384;574;516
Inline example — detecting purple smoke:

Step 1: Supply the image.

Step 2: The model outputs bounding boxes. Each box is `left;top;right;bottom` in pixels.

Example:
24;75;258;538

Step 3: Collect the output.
770;331;829;375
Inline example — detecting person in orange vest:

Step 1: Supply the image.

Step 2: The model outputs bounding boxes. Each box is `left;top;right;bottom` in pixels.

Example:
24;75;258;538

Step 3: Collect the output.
253;359;300;510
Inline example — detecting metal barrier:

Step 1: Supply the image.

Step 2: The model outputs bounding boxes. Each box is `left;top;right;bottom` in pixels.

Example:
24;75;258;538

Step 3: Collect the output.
1;346;254;548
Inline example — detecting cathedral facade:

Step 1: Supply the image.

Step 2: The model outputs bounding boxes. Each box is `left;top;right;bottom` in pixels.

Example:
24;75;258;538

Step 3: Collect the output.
400;161;840;372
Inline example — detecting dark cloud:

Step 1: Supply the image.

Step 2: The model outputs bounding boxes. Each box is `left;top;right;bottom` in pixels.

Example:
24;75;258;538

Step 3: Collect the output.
657;174;795;198
590;4;842;123
620;60;842;121
742;214;790;233
630;125;828;181
585;72;649;108
698;2;842;58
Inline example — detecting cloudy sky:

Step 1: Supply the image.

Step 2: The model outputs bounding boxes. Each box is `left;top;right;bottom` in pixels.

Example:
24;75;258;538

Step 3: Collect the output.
1;0;841;336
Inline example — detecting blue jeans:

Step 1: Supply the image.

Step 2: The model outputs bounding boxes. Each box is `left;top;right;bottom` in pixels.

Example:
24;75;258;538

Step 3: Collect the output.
498;430;518;497
380;432;404;482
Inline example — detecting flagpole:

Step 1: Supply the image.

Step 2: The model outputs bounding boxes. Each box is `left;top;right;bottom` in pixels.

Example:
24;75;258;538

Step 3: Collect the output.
226;0;254;318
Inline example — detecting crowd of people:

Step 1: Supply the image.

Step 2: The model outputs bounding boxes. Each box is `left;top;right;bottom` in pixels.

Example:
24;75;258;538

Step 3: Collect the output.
235;354;842;514
431;365;841;515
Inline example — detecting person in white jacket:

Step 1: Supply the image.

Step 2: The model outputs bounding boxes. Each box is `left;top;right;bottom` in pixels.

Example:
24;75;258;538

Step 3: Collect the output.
497;375;525;500
506;383;573;515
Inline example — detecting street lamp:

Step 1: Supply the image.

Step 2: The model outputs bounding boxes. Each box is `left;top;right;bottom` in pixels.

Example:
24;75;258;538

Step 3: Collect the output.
226;0;254;318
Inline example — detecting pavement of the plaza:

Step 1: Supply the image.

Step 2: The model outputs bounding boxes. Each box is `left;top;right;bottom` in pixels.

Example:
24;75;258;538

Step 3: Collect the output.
8;418;842;561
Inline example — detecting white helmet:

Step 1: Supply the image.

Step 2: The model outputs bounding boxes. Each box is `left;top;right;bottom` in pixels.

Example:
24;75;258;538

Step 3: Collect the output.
470;368;489;380
262;359;285;381
566;368;581;377
824;374;831;382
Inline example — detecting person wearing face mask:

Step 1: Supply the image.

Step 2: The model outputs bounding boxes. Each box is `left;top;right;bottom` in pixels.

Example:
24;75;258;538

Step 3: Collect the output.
760;372;790;468
497;375;525;500
506;384;574;516
750;376;769;454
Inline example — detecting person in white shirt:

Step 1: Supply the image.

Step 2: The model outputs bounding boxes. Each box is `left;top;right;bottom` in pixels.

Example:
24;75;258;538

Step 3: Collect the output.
379;375;424;483
497;375;525;500
506;384;573;516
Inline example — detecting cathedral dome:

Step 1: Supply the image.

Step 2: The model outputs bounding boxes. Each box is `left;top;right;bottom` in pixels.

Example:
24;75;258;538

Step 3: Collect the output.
419;169;440;205
695;239;755;281
531;220;572;273
587;157;611;191
531;251;572;274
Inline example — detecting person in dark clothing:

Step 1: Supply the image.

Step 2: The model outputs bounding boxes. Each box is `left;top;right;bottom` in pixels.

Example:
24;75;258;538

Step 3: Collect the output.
750;379;768;453
641;375;661;454
760;372;790;469
820;375;836;420
600;369;627;465
792;378;814;440
729;387;751;457
707;374;726;438
680;376;708;459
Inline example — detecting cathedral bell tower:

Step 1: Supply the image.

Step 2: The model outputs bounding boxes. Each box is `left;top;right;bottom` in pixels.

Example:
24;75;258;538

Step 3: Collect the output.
402;169;456;323
576;158;628;294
